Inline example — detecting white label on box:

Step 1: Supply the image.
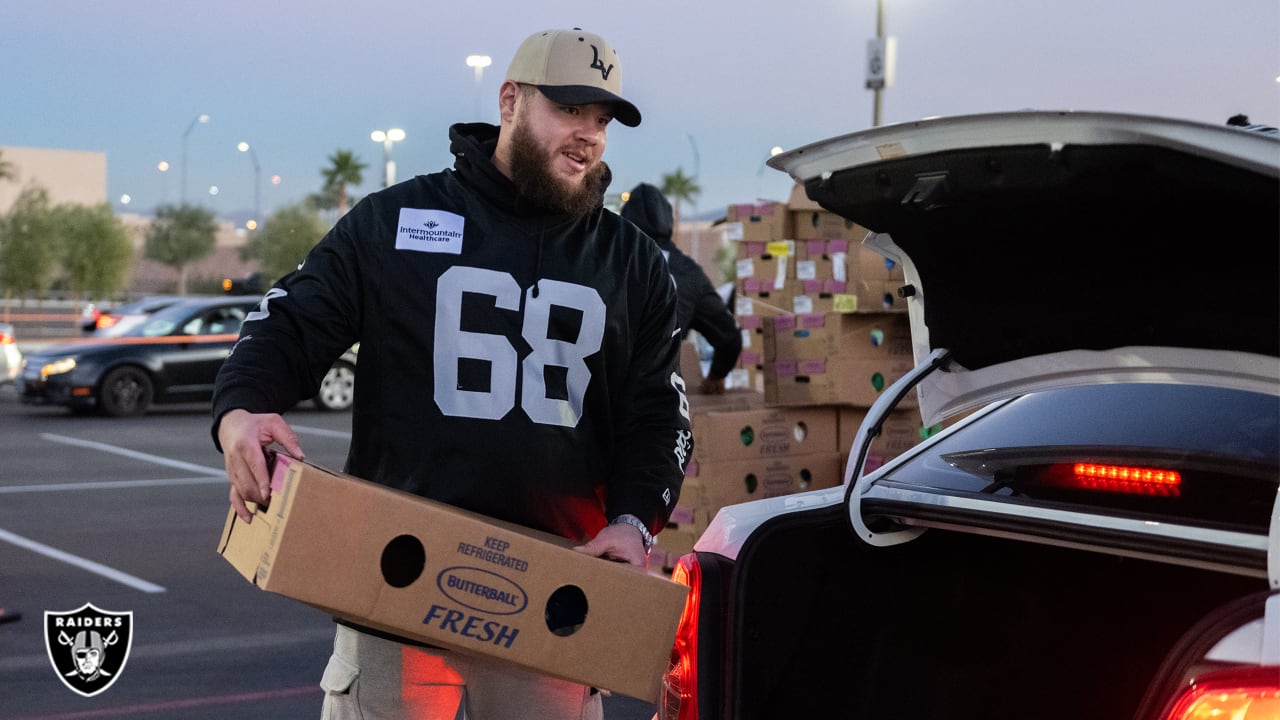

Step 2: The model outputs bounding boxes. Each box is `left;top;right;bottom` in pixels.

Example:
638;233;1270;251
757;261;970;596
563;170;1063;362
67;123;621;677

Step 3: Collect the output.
796;260;817;281
792;295;814;314
831;252;848;282
773;256;789;290
736;257;755;279
735;295;753;316
724;222;744;241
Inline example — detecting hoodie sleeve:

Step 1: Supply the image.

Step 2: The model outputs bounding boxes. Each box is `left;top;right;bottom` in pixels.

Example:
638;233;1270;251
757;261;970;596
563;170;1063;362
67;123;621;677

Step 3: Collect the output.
210;203;367;449
606;240;693;536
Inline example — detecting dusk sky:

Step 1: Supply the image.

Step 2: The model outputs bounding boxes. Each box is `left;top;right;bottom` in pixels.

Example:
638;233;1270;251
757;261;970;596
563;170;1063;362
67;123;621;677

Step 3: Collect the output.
4;0;1277;224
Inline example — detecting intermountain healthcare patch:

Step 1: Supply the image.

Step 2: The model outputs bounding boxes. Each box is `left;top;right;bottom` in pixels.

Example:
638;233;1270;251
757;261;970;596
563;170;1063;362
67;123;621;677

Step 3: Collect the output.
44;602;133;697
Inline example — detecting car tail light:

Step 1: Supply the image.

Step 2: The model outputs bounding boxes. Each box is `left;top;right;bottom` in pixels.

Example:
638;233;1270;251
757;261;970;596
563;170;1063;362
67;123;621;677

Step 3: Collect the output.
1161;665;1280;719
658;555;702;720
96;314;118;329
0;329;13;344
1051;461;1183;497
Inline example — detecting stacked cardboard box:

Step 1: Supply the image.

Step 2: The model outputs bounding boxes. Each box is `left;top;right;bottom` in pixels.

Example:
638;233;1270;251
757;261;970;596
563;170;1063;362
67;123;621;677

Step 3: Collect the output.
656;188;931;572
653;390;841;569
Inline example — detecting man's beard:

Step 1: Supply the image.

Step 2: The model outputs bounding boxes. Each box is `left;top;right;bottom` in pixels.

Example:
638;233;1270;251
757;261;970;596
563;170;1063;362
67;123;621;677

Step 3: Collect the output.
508;120;606;217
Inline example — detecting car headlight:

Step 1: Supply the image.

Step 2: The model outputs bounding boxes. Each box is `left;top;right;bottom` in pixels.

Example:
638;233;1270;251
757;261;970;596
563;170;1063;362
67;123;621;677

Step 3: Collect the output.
41;357;77;378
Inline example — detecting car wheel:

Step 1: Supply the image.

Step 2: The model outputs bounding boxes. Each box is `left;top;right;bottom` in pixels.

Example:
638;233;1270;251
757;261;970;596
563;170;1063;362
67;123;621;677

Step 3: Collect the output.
98;366;153;417
313;361;355;411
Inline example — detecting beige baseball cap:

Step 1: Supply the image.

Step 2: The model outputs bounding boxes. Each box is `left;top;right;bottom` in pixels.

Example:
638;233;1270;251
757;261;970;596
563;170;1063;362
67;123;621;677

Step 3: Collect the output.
505;28;642;127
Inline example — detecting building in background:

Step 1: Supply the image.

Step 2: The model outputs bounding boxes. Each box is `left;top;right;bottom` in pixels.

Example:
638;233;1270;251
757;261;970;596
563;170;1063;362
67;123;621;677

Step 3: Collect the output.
0;146;106;213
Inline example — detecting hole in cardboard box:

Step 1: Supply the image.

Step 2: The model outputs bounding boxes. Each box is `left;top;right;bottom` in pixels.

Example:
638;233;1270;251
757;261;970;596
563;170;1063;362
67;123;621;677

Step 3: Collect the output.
545;585;588;637
871;372;886;392
380;534;426;588
799;467;813;490
793;421;808;443
869;328;885;347
744;473;758;494
739;425;755;448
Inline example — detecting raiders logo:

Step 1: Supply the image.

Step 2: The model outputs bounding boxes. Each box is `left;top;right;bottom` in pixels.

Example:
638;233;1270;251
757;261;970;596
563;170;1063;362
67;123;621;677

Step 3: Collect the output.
44;602;133;697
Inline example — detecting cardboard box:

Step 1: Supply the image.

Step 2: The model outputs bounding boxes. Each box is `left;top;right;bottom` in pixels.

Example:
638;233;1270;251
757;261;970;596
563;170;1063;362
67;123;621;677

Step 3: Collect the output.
837;406;927;473
218;454;689;700
724;201;791;243
682;452;844;513
691;402;838;463
762;313;917;408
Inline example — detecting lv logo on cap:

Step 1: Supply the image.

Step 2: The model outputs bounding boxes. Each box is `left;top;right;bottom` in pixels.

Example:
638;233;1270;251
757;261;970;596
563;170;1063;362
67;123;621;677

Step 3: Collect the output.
589;46;613;81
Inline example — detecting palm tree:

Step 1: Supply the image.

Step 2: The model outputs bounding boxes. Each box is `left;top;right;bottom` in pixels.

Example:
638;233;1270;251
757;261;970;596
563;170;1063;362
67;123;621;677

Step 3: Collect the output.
660;167;701;227
321;150;367;217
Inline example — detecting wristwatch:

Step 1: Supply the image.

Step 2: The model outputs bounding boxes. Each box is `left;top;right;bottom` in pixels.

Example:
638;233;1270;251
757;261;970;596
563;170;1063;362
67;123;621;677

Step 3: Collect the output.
610;514;654;554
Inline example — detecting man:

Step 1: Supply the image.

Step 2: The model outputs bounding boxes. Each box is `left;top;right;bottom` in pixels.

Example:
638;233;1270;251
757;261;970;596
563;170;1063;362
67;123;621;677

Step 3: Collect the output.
622;182;742;394
212;27;692;720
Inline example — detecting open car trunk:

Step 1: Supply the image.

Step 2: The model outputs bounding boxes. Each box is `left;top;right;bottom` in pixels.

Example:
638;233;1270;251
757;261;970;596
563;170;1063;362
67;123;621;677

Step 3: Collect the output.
725;504;1269;720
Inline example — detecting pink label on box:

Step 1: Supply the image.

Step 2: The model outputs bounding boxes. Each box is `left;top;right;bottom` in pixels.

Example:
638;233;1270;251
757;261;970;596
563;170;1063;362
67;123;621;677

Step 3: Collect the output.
806;239;826;256
270;454;295;493
774;360;797;375
742;278;764;292
743;241;766;256
739;350;761;365
824;279;848;293
797;359;827;375
773;315;797;331
739;315;762;329
800;313;827;328
684;460;699;478
827;239;849;253
801;279;823;293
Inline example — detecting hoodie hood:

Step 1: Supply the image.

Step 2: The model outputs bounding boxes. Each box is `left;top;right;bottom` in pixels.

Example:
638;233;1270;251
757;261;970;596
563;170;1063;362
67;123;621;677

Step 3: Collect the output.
620;183;673;248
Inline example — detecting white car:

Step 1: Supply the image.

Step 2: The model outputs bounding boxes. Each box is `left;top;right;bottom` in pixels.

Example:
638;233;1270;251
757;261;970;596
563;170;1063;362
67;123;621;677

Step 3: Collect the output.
659;112;1279;720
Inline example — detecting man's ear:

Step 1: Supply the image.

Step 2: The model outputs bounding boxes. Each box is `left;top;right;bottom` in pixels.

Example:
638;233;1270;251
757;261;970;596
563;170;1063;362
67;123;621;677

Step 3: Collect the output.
498;80;521;123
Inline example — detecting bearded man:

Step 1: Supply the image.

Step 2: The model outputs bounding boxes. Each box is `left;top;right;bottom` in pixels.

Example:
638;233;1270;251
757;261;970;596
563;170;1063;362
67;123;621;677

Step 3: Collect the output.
211;26;691;720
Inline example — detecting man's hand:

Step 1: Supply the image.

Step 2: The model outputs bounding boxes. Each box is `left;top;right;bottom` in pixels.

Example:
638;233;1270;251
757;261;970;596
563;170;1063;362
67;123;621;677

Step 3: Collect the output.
217;409;305;523
573;522;648;570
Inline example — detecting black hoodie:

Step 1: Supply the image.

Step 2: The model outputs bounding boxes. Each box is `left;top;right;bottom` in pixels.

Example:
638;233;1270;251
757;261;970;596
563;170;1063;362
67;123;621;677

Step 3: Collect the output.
621;183;743;381
212;123;692;542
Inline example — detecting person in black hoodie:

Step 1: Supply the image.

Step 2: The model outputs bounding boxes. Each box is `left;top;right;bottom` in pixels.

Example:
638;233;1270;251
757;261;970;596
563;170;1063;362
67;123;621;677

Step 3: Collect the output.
622;183;743;394
212;28;691;720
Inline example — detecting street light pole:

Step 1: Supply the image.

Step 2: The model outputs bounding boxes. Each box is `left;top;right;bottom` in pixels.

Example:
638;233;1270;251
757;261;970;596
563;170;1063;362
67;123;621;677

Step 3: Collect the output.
237;141;261;229
873;0;884;127
370;128;406;188
466;55;492;119
180;113;209;204
865;0;895;127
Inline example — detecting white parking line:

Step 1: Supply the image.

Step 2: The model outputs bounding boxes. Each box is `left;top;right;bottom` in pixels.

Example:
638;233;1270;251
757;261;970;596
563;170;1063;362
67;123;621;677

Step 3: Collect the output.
0;477;226;494
39;433;225;475
0;527;165;593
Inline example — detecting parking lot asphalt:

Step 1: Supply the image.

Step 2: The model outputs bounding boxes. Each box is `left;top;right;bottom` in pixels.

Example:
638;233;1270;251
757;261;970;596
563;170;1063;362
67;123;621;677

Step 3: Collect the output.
0;387;660;720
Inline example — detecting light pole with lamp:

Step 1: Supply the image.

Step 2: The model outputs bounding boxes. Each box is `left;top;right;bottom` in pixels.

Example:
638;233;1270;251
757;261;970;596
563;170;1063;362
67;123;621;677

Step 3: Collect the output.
237;141;261;229
371;128;406;188
181;113;209;204
865;0;896;127
466;54;492;119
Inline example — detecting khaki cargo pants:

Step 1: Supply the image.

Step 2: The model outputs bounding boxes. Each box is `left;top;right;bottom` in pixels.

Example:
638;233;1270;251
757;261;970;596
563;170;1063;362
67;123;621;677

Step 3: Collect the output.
320;623;604;720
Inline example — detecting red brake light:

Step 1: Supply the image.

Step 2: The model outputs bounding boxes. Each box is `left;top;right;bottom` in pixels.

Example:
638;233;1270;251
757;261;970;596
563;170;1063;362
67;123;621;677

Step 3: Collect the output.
1071;462;1182;496
0;331;12;345
1037;462;1183;497
1162;665;1280;719
659;555;702;720
96;315;117;329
